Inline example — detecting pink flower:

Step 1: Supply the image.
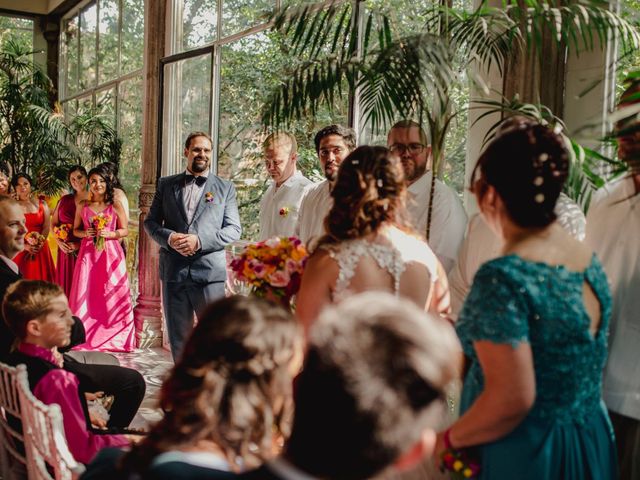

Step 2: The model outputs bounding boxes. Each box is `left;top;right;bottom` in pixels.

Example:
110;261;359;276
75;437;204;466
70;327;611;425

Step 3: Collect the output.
268;269;290;288
264;237;281;249
248;259;268;278
285;258;301;274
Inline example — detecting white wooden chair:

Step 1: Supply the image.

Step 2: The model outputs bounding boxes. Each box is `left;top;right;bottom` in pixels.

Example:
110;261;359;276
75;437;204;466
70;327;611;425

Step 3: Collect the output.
0;362;28;480
14;366;85;480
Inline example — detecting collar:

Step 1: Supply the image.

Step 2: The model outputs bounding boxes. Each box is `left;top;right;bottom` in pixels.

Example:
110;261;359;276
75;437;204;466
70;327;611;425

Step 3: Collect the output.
275;170;303;189
0;255;19;274
265;457;320;480
18;343;60;366
184;168;210;178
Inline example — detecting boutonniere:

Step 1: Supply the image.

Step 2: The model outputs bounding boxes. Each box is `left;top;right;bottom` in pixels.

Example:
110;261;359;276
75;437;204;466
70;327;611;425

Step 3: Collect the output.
204;192;214;203
279;206;291;217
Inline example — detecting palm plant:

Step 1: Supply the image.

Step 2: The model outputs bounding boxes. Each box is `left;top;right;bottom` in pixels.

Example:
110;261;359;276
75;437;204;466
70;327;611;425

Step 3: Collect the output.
262;0;639;238
0;40;122;195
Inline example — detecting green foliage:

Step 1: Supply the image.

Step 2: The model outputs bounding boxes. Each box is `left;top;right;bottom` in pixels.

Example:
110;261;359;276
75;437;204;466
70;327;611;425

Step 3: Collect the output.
0;40;123;195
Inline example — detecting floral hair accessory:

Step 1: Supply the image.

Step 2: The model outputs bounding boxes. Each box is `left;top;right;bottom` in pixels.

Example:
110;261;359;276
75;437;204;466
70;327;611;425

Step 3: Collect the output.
204;192;214;203
279;206;290;217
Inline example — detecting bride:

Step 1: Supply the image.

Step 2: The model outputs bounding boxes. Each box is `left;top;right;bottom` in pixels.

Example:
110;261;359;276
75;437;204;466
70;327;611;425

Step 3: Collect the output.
296;145;450;334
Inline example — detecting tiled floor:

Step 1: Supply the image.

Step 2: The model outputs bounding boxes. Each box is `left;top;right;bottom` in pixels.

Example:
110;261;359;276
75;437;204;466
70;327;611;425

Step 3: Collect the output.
112;347;174;429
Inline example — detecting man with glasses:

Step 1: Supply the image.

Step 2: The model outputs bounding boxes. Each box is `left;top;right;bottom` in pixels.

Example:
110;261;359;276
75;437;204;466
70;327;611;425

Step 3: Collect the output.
296;125;356;245
387;120;467;272
258;132;312;239
145;131;242;359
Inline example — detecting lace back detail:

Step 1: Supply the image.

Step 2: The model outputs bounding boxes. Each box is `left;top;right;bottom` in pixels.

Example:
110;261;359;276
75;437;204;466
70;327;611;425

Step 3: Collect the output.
323;240;406;302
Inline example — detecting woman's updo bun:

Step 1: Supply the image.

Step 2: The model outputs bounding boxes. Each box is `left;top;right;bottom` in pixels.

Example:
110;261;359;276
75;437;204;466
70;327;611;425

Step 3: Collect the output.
472;123;569;228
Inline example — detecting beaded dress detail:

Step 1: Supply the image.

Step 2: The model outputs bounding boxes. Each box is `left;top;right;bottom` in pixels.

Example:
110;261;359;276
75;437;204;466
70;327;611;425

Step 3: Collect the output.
456;254;617;479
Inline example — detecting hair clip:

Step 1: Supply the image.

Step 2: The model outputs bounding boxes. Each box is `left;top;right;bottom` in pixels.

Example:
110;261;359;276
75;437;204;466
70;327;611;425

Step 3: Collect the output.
352;160;359;165
534;193;545;203
533;176;544;186
376;179;383;188
539;153;549;162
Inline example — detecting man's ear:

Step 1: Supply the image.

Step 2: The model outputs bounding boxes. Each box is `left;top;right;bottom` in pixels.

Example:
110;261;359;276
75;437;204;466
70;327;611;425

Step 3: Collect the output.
393;429;436;472
25;318;42;338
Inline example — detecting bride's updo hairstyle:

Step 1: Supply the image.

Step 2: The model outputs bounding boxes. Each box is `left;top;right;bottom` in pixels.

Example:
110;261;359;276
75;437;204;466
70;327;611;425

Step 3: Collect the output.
471;122;569;228
322;145;409;243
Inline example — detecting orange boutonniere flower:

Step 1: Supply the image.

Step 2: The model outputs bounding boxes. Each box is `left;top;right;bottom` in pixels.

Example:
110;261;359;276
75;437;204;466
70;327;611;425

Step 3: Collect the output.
205;192;214;203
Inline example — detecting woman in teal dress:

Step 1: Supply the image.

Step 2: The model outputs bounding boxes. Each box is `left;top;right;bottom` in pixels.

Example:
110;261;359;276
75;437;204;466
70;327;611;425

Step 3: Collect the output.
435;123;617;479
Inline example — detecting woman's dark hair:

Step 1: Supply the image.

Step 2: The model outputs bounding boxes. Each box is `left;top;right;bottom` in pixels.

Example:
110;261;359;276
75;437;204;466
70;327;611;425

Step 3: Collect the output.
471;123;569;228
98;161;124;191
87;165;115;204
11;172;33;188
120;295;301;474
68;165;88;185
319;146;410;246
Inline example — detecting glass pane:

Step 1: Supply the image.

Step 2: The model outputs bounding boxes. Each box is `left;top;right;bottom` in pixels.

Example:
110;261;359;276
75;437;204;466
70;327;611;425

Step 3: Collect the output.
96;86;116;126
161;53;213;176
63;99;78;119
98;0;119;83
121;0;144;74
63;16;79;96
221;0;271;38
79;4;97;90
182;0;217;51
218;32;348;240
0;15;33;50
76;94;94;115
118;75;143;210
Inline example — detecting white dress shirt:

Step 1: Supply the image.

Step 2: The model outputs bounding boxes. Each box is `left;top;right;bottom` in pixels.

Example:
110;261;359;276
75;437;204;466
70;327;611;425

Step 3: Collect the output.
0;255;19;274
406;171;468;272
259;170;312;240
586;176;640;421
295;180;332;247
183;169;209;222
449;193;587;318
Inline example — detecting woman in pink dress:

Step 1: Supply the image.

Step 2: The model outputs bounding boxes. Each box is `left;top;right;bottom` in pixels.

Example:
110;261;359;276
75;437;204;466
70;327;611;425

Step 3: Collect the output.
52;165;88;298
12;173;56;281
69;165;135;352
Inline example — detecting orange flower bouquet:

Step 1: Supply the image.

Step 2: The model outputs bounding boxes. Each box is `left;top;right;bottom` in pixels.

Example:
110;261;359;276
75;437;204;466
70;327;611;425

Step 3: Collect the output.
53;223;77;257
24;231;46;260
229;236;309;307
91;212;112;251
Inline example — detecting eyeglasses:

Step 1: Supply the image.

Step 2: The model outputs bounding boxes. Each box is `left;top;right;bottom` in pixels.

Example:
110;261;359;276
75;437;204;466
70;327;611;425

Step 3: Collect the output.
389;143;426;155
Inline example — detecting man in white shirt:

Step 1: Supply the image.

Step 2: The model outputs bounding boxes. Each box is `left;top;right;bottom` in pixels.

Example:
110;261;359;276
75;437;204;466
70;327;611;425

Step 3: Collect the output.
585;80;640;480
258;132;312;239
387;120;467;272
295;125;356;246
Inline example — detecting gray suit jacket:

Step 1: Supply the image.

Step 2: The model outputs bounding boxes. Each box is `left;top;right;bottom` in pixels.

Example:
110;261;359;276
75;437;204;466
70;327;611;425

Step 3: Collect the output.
144;172;242;283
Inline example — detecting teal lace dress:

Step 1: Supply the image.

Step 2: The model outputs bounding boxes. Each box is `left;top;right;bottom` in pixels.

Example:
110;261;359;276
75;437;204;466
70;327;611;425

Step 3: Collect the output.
457;255;617;479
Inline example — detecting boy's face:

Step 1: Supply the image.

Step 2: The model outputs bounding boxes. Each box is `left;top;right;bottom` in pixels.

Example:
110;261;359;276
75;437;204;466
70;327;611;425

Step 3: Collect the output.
32;295;74;349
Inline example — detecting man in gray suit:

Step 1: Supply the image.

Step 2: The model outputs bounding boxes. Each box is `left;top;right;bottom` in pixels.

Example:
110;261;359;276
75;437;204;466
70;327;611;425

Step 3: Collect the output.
144;131;242;359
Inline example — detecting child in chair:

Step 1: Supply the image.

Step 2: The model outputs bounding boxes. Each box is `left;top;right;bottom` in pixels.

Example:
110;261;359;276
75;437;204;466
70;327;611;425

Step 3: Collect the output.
2;279;130;464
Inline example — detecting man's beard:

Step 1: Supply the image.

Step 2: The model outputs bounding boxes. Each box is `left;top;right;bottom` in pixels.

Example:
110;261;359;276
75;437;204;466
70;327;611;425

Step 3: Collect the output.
401;158;427;183
191;158;209;173
324;163;339;182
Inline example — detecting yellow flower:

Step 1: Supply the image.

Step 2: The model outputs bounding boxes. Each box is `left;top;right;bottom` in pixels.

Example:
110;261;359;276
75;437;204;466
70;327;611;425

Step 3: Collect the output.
453;460;463;472
463;468;473;477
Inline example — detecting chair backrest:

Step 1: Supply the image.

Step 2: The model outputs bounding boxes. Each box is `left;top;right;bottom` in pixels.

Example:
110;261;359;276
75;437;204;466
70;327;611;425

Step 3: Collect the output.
0;361;27;480
14;365;86;480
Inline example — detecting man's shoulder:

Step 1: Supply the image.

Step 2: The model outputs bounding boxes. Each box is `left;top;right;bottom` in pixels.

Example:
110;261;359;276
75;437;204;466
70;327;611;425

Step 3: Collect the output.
301;180;327;199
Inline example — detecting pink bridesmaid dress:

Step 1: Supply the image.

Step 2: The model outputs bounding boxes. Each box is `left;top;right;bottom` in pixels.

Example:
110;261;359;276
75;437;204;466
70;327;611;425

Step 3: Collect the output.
69;204;136;352
54;194;80;298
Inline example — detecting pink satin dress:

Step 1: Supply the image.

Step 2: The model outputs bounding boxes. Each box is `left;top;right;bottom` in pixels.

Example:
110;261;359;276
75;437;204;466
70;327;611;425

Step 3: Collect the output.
69;204;136;352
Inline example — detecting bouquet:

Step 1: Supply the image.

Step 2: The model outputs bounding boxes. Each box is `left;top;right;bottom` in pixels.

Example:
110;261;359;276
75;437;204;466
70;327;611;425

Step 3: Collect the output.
229;236;309;306
440;449;480;479
90;212;112;252
53;223;76;256
24;231;46;260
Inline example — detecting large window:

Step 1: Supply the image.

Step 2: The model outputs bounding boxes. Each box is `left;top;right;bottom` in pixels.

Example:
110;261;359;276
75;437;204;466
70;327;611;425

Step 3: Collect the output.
164;1;350;241
59;0;145;210
0;15;33;51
